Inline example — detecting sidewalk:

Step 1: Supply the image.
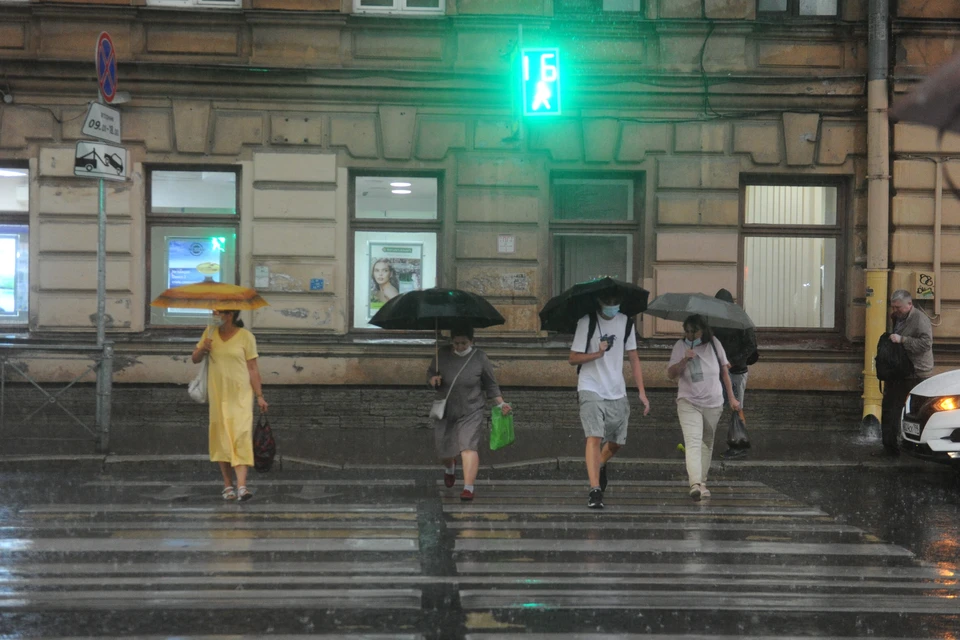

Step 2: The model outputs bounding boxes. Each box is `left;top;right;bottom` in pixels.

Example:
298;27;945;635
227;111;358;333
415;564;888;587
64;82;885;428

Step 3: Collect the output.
0;426;918;471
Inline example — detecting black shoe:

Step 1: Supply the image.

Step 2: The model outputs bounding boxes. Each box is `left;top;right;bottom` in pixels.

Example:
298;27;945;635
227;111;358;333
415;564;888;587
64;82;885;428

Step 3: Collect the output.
599;465;608;492
588;488;604;509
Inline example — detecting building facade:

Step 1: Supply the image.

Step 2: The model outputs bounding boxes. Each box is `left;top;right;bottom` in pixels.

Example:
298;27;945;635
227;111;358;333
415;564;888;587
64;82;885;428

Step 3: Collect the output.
0;0;956;440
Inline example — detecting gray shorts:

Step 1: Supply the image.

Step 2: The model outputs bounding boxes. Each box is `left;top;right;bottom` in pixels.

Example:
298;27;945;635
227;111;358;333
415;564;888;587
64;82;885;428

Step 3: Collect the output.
578;390;630;445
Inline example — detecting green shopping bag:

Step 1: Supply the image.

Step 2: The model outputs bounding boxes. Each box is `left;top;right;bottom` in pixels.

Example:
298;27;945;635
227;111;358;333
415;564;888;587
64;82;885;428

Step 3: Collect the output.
490;405;515;451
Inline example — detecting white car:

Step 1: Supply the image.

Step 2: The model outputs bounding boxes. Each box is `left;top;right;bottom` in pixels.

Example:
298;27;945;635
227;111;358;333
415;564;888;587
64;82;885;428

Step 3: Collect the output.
900;369;960;467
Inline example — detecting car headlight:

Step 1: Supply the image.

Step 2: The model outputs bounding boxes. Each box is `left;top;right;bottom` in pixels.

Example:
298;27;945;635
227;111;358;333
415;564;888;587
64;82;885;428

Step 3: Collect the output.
931;396;960;413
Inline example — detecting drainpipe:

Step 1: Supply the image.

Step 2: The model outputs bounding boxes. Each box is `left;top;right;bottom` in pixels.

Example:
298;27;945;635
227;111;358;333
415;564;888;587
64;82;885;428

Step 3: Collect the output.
862;0;890;431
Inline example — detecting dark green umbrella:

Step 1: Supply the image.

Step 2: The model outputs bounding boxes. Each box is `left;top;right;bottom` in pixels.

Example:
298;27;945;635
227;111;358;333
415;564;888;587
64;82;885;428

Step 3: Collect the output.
369;287;505;377
539;277;650;334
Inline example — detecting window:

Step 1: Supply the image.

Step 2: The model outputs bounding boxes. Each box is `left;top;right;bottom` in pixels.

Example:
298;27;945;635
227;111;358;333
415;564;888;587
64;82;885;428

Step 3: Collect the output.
758;0;838;16
555;0;643;14
0;167;29;326
147;169;239;326
550;177;640;296
352;175;439;329
146;0;242;9
353;0;445;15
741;181;843;330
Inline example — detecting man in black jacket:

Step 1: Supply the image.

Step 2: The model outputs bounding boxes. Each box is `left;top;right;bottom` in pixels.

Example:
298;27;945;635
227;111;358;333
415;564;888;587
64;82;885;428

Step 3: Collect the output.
713;289;759;459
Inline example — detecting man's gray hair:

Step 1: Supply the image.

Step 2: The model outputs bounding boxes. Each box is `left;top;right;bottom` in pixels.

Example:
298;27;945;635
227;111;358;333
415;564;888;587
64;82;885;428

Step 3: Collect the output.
891;289;913;304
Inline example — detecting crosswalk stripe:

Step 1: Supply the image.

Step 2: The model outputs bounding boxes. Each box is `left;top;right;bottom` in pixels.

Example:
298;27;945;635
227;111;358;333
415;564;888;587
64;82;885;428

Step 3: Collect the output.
453;538;913;556
443;505;827;516
42;636;425;640
19;505;416;514
0;588;422;610
2;560;422;575
0;537;418;552
455;561;953;579
458;589;960;614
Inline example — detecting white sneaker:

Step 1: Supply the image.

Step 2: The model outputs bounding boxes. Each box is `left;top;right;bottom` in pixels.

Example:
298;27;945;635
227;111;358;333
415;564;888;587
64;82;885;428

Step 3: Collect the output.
689;484;701;500
700;484;711;498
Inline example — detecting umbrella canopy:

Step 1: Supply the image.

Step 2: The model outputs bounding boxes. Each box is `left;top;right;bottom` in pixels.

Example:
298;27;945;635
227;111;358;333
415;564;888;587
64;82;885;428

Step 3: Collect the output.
889;53;960;135
539;277;649;334
150;280;269;311
644;292;754;330
368;287;505;331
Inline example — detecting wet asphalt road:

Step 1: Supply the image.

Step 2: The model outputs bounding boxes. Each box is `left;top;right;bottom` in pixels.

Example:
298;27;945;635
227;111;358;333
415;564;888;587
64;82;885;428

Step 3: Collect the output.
0;457;957;639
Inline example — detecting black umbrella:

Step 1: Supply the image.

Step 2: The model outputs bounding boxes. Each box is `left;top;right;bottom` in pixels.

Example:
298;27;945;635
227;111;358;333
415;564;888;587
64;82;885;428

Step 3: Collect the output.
369;287;505;375
539;277;650;334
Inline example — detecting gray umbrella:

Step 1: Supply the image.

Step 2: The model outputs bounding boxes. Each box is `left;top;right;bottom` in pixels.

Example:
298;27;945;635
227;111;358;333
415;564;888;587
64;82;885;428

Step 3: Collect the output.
889;52;960;135
644;292;755;330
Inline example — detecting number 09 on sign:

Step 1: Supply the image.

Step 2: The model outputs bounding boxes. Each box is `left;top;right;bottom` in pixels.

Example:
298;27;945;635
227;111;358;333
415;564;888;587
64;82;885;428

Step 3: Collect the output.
521;48;561;117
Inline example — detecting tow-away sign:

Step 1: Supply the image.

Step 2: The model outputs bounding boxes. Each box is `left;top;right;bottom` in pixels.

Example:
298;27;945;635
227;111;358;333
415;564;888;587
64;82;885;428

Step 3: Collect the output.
74;141;128;182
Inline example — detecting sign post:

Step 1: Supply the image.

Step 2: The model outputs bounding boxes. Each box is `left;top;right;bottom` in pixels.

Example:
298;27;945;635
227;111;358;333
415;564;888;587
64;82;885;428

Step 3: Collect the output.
84;32;124;349
81;31;123;452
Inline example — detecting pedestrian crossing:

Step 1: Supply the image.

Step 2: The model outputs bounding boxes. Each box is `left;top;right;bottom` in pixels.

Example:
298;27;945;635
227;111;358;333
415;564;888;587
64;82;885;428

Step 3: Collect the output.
0;475;956;638
0;484;426;635
441;479;960;633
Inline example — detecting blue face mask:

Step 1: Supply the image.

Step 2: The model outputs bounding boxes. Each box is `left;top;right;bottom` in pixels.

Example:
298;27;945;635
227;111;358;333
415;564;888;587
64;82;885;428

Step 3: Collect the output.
684;338;702;348
601;305;620;318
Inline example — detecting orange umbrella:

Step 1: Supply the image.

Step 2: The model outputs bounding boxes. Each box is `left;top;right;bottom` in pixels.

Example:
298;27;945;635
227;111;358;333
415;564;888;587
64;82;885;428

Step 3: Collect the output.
150;280;269;311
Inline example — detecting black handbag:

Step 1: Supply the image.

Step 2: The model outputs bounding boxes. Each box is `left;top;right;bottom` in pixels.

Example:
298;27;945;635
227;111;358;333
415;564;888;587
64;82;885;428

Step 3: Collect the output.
253;414;276;473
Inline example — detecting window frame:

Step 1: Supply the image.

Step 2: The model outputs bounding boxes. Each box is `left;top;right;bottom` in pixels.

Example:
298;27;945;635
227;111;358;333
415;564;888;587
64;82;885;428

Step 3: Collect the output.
144;165;242;329
348;170;443;332
0;162;30;327
554;0;644;14
738;175;848;335
145;0;243;9
548;172;645;303
353;0;446;16
757;0;840;18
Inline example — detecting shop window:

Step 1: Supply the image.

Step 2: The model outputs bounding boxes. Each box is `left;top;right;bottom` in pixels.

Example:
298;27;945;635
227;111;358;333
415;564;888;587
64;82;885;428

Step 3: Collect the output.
352;175;439;329
758;0;838;17
550;177;639;296
354;0;444;15
742;181;842;329
0;167;29;326
146;0;242;9
147;169;239;326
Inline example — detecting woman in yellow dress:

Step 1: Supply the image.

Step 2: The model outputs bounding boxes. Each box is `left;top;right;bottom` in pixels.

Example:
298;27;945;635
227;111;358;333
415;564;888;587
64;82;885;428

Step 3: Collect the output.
192;309;269;501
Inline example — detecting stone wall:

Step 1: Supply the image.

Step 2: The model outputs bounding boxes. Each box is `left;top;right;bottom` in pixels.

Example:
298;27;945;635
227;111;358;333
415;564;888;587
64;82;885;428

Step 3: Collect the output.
1;0;959;393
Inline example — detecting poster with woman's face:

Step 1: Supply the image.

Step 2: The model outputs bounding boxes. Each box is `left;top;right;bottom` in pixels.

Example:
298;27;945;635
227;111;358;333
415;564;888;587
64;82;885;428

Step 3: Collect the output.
368;242;423;318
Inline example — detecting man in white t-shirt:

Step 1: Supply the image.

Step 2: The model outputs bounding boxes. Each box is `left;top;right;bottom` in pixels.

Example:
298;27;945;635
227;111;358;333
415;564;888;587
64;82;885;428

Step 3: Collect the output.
569;292;651;509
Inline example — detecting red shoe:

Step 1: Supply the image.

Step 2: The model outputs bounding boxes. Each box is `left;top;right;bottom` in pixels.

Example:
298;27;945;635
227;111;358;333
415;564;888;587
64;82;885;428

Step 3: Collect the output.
444;463;456;488
460;489;474;501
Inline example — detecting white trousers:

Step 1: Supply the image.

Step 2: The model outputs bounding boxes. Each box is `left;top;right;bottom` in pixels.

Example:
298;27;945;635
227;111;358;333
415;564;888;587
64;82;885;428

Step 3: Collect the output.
677;398;723;487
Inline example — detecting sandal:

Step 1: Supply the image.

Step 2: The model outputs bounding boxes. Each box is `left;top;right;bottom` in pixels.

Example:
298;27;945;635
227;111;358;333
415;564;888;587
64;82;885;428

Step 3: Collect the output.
237;486;253;501
221;486;237;501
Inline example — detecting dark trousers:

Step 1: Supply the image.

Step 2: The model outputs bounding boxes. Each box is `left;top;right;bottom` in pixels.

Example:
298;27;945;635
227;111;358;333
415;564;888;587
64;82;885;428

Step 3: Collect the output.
881;377;916;453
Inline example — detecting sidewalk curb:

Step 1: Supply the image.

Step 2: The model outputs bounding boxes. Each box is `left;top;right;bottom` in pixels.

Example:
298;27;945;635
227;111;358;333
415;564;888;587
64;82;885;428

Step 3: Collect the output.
0;453;903;471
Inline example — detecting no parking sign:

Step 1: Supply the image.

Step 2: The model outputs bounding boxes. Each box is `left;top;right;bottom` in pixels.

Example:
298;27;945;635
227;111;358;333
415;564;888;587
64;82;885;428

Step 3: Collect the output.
96;32;118;104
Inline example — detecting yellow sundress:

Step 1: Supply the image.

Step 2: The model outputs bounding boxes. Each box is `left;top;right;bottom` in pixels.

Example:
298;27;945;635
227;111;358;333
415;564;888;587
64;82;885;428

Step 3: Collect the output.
197;326;259;467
